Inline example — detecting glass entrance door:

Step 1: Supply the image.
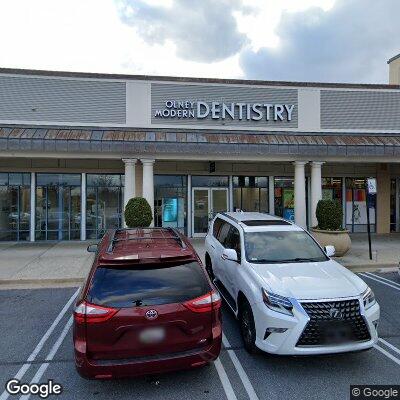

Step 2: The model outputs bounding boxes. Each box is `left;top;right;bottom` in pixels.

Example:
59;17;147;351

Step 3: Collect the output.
36;174;81;240
192;187;228;237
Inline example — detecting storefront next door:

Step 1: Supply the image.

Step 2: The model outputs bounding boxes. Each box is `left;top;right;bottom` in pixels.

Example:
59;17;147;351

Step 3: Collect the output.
192;187;228;237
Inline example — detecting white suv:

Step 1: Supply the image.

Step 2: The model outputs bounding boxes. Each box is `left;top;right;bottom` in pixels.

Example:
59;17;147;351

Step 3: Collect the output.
205;212;380;355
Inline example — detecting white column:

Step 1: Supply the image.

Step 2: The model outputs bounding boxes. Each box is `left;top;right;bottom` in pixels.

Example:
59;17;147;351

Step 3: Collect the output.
30;172;36;242
310;162;324;227
293;161;307;228
81;173;86;241
141;159;155;227
269;176;275;215
228;175;234;212
122;158;137;227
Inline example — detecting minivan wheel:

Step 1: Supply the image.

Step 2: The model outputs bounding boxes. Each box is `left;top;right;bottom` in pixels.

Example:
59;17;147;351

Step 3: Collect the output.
205;255;214;281
239;301;258;354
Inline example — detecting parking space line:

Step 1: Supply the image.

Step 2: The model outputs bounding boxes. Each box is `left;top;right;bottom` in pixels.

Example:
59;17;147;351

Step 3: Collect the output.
379;338;400;357
0;288;79;400
214;358;238;400
19;316;74;400
374;344;400;367
364;272;400;288
222;334;259;400
359;273;400;292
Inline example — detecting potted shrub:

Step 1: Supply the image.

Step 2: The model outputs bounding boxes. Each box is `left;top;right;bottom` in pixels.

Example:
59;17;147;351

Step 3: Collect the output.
310;199;351;257
124;197;153;228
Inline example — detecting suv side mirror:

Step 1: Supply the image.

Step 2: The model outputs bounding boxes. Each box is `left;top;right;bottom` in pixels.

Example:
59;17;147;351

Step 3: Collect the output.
324;245;335;257
221;248;238;262
87;244;98;253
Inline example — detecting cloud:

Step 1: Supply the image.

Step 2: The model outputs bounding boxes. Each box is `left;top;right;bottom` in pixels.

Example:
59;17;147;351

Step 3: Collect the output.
117;0;249;63
240;0;400;83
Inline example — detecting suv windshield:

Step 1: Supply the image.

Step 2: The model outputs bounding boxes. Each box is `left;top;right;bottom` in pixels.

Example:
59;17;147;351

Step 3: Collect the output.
244;231;328;263
87;261;210;308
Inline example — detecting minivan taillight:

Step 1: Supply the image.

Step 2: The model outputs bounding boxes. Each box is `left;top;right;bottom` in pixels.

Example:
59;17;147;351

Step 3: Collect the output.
74;301;118;324
183;291;221;313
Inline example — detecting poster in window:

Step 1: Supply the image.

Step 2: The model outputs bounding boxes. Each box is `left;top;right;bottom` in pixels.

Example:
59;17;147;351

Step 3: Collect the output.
163;198;178;223
345;189;375;225
283;189;295;221
283;189;294;209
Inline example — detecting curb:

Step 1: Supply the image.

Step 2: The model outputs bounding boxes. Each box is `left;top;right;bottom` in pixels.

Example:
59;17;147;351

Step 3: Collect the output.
344;264;398;273
0;278;84;289
0;265;397;289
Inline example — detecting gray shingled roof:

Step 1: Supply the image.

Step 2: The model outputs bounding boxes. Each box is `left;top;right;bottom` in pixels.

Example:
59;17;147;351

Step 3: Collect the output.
0;67;399;90
1;126;400;158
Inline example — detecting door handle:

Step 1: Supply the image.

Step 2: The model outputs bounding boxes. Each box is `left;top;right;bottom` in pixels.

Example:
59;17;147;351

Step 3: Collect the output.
210;244;215;249
221;254;228;260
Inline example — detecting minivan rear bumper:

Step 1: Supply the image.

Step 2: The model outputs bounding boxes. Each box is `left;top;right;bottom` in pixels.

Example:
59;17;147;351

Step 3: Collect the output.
74;335;222;379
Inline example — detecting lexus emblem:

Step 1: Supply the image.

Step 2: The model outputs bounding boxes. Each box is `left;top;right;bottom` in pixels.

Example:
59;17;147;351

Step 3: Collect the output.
145;309;158;320
329;307;343;319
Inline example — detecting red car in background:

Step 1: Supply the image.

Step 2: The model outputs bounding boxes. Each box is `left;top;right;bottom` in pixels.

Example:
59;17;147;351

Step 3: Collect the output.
73;227;222;379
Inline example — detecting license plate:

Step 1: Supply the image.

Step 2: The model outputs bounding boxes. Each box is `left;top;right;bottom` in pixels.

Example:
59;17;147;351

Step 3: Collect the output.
320;321;352;344
139;327;166;344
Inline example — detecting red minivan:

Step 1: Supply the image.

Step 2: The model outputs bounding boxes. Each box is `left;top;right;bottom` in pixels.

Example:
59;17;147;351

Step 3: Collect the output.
73;228;222;379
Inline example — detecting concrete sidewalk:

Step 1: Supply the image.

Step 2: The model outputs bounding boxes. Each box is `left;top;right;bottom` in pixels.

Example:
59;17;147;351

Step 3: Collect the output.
0;241;95;288
335;233;400;271
0;233;398;289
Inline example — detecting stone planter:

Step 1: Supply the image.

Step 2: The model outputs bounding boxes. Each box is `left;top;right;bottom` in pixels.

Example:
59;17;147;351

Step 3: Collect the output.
310;228;351;257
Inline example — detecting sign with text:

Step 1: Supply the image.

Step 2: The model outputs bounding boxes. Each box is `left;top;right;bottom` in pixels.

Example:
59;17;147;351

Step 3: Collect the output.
154;100;295;122
367;178;377;194
151;83;298;128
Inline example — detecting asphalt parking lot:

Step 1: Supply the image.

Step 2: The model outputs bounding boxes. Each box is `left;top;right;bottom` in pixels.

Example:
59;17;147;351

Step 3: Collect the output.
0;271;399;400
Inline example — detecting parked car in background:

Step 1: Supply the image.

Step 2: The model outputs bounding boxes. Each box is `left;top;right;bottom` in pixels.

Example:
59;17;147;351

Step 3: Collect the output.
205;212;379;355
74;227;221;379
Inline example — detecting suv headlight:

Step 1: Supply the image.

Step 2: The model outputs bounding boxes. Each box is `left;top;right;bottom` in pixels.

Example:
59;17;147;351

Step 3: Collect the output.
262;288;293;316
362;287;376;310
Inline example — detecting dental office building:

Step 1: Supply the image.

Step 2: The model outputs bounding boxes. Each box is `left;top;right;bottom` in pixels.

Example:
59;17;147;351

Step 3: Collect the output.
0;55;400;241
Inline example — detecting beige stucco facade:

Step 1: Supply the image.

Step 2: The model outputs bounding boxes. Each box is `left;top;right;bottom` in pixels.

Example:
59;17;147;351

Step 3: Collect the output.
376;164;391;233
389;54;400;84
0;67;399;240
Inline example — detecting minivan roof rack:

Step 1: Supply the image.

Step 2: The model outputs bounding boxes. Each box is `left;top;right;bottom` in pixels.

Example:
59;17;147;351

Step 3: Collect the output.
106;227;187;254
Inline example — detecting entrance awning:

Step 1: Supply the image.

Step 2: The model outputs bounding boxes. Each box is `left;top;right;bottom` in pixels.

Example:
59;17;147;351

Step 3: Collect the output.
1;126;400;158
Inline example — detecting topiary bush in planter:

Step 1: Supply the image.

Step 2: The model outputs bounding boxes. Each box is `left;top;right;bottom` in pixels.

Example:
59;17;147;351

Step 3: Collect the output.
311;199;350;257
124;197;153;228
316;199;343;231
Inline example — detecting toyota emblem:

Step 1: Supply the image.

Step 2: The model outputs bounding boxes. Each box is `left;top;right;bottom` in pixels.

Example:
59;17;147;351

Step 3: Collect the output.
329;307;343;319
145;309;158;320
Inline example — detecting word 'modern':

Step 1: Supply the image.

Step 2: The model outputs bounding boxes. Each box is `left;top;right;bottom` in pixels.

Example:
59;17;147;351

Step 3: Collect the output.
154;100;295;122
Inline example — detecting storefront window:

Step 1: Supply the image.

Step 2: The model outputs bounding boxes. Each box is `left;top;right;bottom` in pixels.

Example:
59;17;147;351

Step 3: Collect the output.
0;173;30;241
154;175;187;234
86;174;124;239
36;174;81;240
233;176;269;213
322;178;342;202
345;178;376;233
274;177;295;221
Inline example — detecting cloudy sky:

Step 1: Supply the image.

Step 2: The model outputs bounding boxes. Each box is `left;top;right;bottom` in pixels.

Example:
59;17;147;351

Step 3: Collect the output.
0;0;398;83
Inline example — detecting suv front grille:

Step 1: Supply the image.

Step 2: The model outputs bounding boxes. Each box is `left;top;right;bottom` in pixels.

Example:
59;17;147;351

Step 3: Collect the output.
296;299;371;347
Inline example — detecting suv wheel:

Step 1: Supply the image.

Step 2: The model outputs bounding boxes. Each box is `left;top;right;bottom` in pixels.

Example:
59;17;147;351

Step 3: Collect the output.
205;255;214;281
239;300;258;354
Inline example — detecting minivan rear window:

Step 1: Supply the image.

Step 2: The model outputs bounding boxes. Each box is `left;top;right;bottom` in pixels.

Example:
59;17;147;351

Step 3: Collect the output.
87;261;210;308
